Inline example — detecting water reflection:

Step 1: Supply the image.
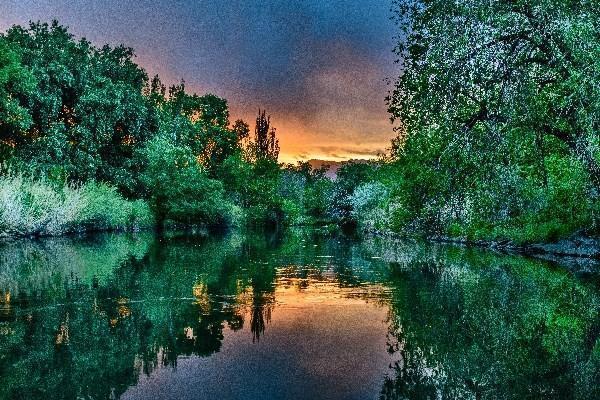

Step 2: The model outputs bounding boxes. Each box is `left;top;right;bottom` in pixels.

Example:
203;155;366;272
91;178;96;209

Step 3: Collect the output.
362;237;600;400
0;230;394;399
0;230;598;399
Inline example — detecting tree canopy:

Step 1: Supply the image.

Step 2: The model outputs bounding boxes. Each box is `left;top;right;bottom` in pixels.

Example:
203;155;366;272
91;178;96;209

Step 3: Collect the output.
370;0;600;240
0;21;336;232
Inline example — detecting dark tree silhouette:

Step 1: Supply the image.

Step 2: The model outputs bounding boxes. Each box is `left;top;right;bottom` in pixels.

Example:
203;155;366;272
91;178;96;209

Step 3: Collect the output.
232;118;251;152
253;109;280;161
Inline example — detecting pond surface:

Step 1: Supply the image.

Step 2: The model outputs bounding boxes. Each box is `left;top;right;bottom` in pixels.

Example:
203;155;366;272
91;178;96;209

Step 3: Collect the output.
0;229;599;399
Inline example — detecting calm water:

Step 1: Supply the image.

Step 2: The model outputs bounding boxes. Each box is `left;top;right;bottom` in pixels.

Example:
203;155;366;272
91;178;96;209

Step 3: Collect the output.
0;229;599;400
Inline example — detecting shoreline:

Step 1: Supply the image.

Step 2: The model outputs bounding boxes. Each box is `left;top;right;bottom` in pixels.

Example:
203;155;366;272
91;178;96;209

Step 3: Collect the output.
5;224;600;270
428;235;600;259
365;229;600;271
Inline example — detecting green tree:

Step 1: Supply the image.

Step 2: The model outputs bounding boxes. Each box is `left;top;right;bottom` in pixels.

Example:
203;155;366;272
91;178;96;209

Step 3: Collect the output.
251;109;280;162
385;0;600;238
2;21;155;191
139;135;234;227
161;82;240;174
0;37;35;161
390;0;600;185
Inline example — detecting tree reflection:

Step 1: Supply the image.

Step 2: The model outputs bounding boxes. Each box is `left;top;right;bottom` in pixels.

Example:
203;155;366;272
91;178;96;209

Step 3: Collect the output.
366;237;600;400
0;230;301;399
250;292;274;343
1;231;598;399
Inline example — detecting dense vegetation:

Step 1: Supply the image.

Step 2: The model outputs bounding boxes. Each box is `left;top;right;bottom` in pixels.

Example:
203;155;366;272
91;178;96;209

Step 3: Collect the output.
0;21;333;237
3;2;599;246
338;0;600;244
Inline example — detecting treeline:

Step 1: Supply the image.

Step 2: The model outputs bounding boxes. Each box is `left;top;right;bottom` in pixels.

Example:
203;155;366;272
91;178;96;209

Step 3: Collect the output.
0;21;333;237
339;0;600;244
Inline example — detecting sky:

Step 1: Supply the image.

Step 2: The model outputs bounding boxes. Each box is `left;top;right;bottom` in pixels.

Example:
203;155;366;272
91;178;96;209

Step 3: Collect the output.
0;0;399;163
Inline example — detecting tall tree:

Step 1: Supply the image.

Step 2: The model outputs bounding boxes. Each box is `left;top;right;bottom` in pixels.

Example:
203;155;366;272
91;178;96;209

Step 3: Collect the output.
253;109;280;162
2;21;155;192
389;0;600;189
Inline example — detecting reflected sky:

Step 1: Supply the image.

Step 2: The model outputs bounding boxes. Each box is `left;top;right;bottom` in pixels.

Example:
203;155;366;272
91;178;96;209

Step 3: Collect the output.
123;289;392;400
1;230;599;399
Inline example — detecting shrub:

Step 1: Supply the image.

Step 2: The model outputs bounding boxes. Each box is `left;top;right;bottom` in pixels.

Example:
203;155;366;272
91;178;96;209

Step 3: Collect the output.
139;135;236;227
129;200;155;230
0;175;76;236
77;182;131;230
0;174;153;237
350;182;390;231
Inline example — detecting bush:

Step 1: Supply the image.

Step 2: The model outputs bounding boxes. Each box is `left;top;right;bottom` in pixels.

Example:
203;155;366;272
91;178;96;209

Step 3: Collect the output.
350;182;390;231
0;174;153;237
0;175;76;236
77;182;131;230
139;135;236;227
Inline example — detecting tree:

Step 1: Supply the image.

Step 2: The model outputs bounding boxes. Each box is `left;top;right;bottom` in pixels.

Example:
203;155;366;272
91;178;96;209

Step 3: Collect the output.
161;82;240;174
139;135;234;227
389;0;600;189
252;109;280;161
232;118;251;158
144;74;166;105
0;37;35;160
2;21;155;192
329;162;376;226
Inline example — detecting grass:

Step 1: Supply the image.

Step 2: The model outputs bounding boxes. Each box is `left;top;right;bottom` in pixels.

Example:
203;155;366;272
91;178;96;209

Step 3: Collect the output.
0;174;154;237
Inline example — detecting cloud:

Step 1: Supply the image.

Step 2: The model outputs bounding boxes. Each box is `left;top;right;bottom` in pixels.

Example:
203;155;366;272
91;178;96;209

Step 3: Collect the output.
313;145;386;160
0;0;400;161
229;38;398;162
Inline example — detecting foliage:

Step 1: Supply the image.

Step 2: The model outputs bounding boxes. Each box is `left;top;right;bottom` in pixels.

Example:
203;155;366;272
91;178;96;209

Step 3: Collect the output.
0;37;35;160
249;109;280;162
333;0;600;243
0;174;153;237
328;161;377;226
350;182;390;231
160;82;240;176
138;135;237;227
389;0;600;184
281;161;334;224
0;21;331;234
0;21;155;194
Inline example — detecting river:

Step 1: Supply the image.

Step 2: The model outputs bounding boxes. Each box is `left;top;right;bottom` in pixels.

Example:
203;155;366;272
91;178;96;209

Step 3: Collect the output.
0;229;598;399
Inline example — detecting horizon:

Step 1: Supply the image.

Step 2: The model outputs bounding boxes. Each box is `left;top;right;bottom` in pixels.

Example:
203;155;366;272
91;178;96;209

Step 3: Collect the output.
0;0;398;163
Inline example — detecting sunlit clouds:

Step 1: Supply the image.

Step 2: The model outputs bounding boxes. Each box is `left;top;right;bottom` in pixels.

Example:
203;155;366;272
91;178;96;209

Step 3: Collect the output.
0;0;398;162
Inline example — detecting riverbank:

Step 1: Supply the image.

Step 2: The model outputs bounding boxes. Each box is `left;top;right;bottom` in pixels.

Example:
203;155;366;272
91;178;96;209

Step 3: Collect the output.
429;234;600;258
0;176;154;239
365;228;600;272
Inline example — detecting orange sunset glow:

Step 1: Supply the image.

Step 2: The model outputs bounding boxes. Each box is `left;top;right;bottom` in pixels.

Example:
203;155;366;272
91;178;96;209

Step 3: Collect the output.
0;1;398;162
